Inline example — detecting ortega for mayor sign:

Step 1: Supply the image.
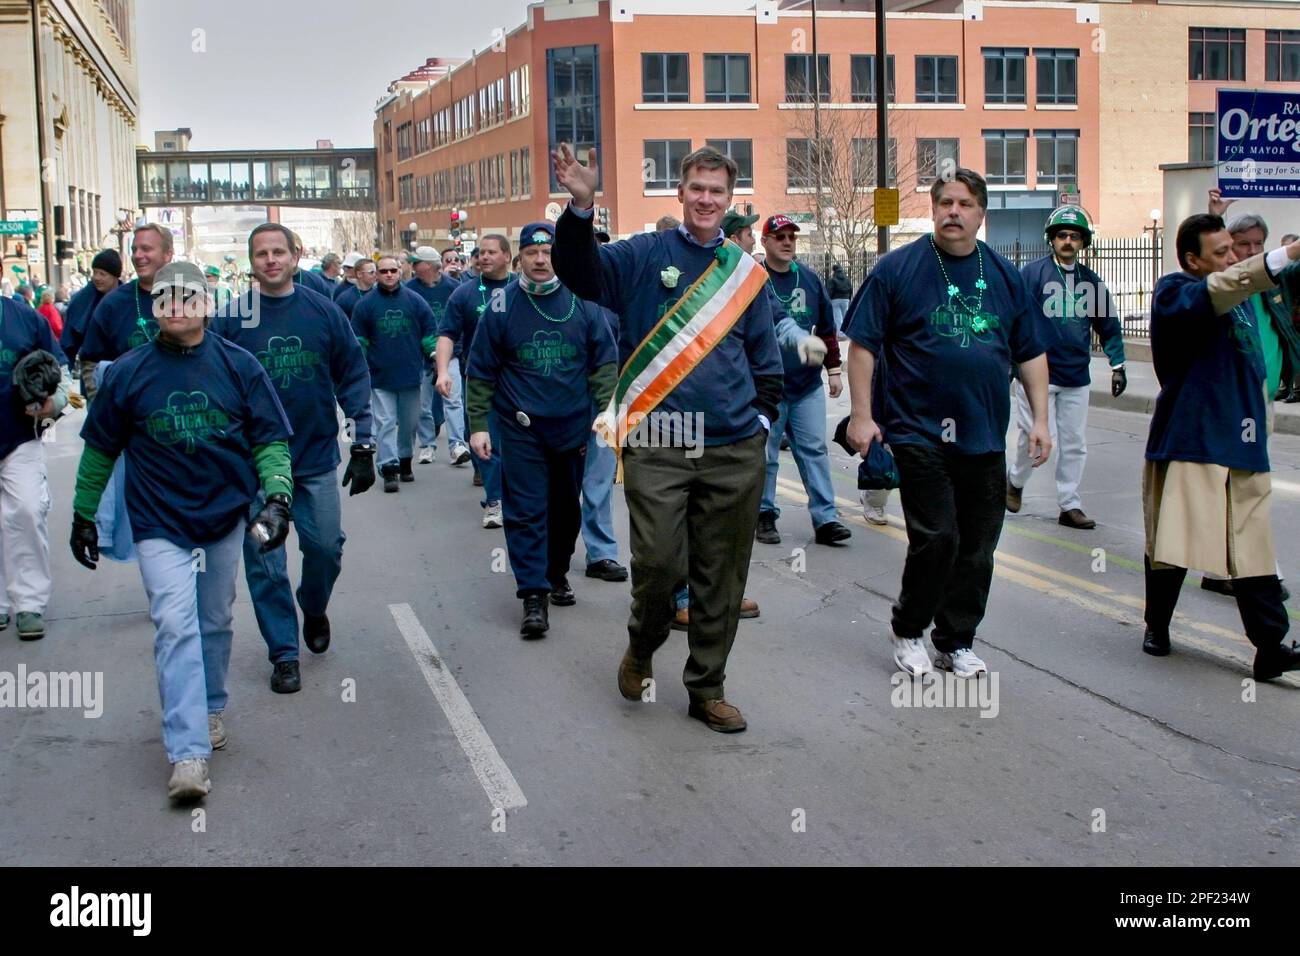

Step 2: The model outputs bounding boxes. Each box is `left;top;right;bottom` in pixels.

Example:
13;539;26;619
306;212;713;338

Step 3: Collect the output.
1217;89;1300;198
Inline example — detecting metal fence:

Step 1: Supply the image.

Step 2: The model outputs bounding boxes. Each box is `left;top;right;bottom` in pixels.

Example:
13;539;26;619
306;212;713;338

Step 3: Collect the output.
815;234;1163;340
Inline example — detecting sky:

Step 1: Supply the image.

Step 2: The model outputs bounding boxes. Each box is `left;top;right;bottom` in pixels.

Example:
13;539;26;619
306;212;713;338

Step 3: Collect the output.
136;0;534;149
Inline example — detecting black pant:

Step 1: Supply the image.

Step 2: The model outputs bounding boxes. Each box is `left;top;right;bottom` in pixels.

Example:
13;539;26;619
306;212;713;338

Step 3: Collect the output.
891;443;1006;652
1144;556;1290;650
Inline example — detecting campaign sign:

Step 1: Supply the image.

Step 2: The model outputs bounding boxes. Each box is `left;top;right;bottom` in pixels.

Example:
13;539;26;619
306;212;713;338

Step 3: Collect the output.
1216;88;1300;198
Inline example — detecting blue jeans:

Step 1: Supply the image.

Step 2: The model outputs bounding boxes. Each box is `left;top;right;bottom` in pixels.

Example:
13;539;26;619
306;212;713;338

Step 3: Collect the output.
580;426;619;564
137;523;243;763
243;470;345;664
761;386;838;528
831;298;850;335
472;409;503;505
418;370;445;449
372;387;421;467
442;358;466;450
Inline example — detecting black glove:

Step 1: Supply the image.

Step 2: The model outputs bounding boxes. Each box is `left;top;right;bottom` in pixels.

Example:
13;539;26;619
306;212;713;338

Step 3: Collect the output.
342;444;376;496
1111;366;1127;398
248;492;292;553
70;513;99;570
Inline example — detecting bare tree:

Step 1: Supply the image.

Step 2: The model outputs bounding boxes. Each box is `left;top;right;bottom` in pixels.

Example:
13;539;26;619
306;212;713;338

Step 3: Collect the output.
331;211;379;256
781;83;921;282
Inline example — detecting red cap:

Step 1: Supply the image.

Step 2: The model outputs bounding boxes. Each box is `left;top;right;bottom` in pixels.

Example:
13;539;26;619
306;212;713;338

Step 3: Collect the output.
762;214;800;237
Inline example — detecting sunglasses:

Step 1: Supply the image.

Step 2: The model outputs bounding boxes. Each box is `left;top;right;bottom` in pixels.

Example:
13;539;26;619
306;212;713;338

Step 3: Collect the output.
377;268;400;275
1054;231;1083;242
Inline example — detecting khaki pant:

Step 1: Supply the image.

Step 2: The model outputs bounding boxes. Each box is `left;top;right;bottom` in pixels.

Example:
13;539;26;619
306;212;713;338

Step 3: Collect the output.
623;431;766;701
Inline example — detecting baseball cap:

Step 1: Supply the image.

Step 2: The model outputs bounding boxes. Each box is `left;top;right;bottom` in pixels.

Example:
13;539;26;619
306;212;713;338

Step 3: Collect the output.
519;222;556;249
342;252;364;268
204;265;220;277
151;261;208;300
762;214;800;237
411;245;441;263
720;210;759;238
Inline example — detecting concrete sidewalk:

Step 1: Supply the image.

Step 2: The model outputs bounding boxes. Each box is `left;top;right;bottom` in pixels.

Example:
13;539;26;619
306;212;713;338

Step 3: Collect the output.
1087;355;1300;436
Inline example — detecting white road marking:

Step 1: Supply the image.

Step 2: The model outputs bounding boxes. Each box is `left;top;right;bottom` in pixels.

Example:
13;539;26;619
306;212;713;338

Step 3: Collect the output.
389;602;528;811
1271;477;1300;496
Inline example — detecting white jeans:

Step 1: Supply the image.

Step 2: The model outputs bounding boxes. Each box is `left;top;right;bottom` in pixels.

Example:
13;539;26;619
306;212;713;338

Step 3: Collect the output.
1008;380;1089;512
0;440;52;615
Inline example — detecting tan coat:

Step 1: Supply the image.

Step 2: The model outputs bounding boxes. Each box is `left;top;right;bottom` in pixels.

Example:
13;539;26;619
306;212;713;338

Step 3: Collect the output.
1142;253;1279;578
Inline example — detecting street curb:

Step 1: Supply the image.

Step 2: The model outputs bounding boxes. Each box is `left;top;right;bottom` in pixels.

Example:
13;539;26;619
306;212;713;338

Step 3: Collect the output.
1088;385;1300;436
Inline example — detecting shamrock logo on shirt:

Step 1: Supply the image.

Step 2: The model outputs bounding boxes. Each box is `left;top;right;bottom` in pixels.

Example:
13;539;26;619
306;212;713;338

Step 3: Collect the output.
0;348;17;376
128;319;160;350
256;335;320;389
145;390;230;454
378;310;412;337
517;329;577;377
929;292;1002;349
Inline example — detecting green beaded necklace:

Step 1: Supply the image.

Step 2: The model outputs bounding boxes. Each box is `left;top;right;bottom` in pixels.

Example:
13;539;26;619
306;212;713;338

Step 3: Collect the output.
928;236;987;313
767;261;801;306
525;288;575;323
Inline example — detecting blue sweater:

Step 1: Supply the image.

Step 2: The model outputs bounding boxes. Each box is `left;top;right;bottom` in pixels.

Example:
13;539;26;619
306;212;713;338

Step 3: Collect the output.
212;285;372;477
553;208;783;446
1020;255;1124;388
405;275;457;328
350;284;437;392
79;279;158;361
765;261;841;400
0;298;67;460
61;282;113;363
1145;271;1269;472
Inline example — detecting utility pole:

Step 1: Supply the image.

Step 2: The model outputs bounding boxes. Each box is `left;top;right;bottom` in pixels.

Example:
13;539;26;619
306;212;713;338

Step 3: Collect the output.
30;0;57;285
875;0;890;258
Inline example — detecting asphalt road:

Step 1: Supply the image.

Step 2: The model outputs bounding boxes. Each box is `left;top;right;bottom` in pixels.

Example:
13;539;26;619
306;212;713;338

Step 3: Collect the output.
2;391;1297;866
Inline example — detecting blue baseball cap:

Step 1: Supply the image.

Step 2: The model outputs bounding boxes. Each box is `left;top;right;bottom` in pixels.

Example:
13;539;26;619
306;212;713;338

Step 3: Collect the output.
519;222;555;249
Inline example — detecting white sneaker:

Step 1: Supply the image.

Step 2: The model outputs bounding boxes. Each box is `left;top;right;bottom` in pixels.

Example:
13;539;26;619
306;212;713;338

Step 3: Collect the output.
208;711;226;750
935;648;988;678
451;444;471;466
891;635;933;676
860;491;888;526
482;501;503;529
418;446;435;464
167;758;211;800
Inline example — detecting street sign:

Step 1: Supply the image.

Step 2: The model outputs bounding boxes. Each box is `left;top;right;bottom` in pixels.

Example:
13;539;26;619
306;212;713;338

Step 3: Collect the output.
544;202;562;222
874;188;900;226
28;245;43;264
0;220;39;235
1057;187;1081;207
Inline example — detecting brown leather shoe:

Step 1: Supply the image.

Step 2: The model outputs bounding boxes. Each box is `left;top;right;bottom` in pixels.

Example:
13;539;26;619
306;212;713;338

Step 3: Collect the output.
618;647;653;701
670;608;689;632
739;597;760;619
1005;479;1022;513
1058;508;1096;530
688;697;747;733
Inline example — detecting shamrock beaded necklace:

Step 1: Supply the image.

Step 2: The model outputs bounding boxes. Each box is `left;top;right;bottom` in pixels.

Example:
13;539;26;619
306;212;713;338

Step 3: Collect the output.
133;280;156;340
767;262;801;306
524;288;575;323
928;235;987;311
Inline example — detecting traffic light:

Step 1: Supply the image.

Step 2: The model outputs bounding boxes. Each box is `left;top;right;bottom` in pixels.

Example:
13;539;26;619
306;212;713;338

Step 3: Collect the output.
450;209;468;253
13;242;23;258
56;239;75;260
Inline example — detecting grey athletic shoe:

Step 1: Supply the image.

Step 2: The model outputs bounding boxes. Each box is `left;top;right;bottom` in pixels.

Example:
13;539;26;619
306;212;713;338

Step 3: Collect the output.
167;758;211;801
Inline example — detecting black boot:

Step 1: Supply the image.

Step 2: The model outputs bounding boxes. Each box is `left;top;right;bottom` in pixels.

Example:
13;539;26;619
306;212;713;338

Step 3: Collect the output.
381;463;400;493
520;594;549;638
399;456;414;482
755;511;780;544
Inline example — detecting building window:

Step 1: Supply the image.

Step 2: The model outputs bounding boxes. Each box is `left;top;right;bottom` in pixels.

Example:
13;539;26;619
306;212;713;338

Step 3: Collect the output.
850;54;895;103
915;55;959;103
383;121;392;154
1189;27;1246;81
510;150;519;198
398;174;414;210
786;138;832;189
1188;111;1215;163
983;48;1027;104
644;139;691;190
520;146;531;196
1266;30;1300;82
548;45;601;191
851;138;898;187
983;129;1028;184
396;122;413;161
1035;49;1078;105
917;138;960;185
785;54;830;103
415;118;432;154
705;139;754;188
642;53;689;103
1035;130;1078;184
704;54;751;103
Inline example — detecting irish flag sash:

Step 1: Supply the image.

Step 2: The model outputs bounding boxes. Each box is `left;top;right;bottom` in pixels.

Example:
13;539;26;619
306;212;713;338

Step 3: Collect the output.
594;240;767;480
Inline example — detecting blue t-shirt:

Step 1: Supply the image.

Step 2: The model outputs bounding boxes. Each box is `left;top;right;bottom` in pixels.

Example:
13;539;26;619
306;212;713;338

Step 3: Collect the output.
439;274;513;362
1145;271;1269;472
0;298;66;460
331;280;354;301
80;334;293;550
294;269;333;298
765;262;837;400
845;235;1045;455
335;283;368;318
79;279;158;361
405;275;457;333
1020;255;1124;388
553;222;783;447
212;285;373;477
61;282;112;362
467;284;617;449
350;284;437;392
